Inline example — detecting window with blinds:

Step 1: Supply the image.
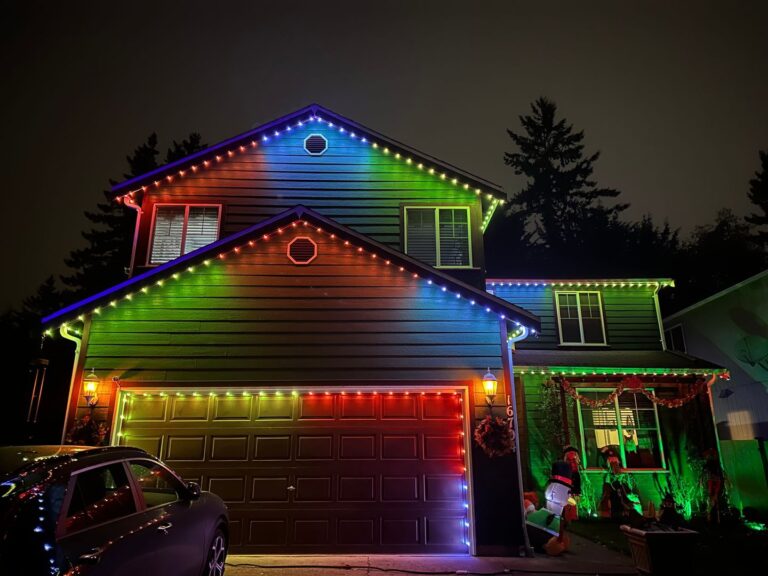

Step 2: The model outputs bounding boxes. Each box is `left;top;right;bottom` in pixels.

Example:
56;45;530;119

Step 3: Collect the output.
404;207;471;268
555;291;607;345
577;388;665;469
149;205;220;265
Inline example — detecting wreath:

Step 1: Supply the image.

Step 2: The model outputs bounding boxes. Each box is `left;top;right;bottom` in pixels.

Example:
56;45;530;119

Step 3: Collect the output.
474;415;515;458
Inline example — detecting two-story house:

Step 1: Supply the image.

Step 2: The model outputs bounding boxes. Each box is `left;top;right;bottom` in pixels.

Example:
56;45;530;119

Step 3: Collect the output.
41;104;724;555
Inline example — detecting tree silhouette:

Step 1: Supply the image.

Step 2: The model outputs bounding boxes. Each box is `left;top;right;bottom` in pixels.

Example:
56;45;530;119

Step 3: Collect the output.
746;149;768;246
504;97;628;254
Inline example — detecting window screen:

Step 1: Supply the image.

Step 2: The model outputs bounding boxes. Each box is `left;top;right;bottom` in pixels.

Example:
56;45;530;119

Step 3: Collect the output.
404;207;470;267
556;291;606;344
150;206;185;264
184;207;219;254
150;205;220;264
578;389;664;469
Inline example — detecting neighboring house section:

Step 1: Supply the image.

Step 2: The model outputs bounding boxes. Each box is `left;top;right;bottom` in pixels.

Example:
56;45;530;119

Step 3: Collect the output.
664;270;768;515
116;104;504;288
489;279;726;517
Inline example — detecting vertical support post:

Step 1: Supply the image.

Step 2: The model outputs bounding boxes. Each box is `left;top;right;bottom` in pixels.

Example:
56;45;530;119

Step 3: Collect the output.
501;323;533;557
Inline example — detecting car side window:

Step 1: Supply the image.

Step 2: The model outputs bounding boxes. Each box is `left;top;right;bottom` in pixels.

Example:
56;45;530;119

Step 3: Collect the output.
64;463;136;534
129;460;184;508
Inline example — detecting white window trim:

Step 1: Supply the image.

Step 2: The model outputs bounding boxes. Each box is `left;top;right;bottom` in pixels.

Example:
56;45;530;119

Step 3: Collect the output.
575;387;667;471
147;203;222;266
555;291;608;346
403;205;473;269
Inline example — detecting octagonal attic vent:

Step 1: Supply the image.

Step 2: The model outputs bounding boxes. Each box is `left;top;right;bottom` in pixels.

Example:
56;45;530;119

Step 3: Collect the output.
288;237;318;265
303;134;328;155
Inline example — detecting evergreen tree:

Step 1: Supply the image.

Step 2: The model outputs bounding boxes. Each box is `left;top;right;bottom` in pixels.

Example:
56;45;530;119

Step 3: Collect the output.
665;209;768;313
61;134;161;296
504;97;628;255
746;149;768;246
61;132;206;297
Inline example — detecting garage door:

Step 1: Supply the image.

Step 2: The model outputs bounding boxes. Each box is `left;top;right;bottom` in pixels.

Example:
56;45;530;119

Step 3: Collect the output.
115;388;471;553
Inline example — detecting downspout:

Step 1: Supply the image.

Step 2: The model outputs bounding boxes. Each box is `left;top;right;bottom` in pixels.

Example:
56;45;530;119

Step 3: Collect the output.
122;193;143;276
504;326;533;557
58;323;83;444
653;282;667;350
703;373;728;493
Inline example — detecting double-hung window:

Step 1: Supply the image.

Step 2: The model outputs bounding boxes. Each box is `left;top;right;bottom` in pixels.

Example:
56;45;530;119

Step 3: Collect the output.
404;207;472;268
149;205;220;264
577;388;666;470
555;291;607;345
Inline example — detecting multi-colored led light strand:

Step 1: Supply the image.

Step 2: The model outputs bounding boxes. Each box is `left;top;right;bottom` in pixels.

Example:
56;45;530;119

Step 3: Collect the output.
115;388;473;548
488;280;675;289
113;115;505;232
44;218;537;338
515;368;724;378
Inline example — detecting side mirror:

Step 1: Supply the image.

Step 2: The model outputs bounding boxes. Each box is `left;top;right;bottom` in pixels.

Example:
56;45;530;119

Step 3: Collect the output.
186;481;201;500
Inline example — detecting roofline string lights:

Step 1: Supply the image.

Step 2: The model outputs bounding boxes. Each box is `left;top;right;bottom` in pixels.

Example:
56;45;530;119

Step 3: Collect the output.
515;368;724;378
113;115;505;232
116;388;474;547
43;219;538;338
488;280;675;289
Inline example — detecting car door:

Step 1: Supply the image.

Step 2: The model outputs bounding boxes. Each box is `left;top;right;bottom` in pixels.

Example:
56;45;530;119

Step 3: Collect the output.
56;460;165;576
127;458;206;576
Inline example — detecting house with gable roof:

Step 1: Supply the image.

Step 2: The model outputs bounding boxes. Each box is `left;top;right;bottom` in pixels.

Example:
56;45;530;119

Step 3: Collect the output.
42;104;725;554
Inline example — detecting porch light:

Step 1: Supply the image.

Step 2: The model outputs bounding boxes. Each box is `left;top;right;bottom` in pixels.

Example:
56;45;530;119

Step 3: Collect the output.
82;368;99;408
482;369;498;405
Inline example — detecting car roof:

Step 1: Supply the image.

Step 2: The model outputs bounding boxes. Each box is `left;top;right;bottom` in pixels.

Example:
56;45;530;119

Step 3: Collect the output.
0;445;155;478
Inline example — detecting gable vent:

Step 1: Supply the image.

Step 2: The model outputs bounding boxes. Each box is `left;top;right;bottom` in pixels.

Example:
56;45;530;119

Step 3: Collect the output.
288;237;318;265
303;134;328;155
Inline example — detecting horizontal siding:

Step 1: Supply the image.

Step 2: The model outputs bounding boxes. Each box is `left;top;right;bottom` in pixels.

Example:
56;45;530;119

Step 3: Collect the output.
84;229;503;383
491;285;662;351
134;125;484;268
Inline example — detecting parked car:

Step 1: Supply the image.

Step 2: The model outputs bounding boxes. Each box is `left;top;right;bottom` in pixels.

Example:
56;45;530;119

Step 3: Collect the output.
0;445;228;576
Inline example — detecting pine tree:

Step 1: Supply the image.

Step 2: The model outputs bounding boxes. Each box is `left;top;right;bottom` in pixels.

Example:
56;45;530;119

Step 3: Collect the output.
61;134;160;296
746;150;768;246
504;97;628;254
61;132;206;297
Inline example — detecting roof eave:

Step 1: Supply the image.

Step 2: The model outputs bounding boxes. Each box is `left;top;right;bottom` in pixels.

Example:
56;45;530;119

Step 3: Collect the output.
43;206;540;332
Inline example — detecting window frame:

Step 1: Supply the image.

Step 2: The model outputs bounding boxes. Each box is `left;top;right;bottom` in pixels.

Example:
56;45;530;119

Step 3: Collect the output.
146;203;222;266
57;459;142;538
402;205;473;269
664;324;687;353
127;458;186;510
555;291;608;346
575;387;667;472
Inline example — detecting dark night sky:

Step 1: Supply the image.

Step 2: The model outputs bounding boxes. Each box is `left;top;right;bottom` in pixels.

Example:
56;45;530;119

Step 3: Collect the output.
2;0;767;309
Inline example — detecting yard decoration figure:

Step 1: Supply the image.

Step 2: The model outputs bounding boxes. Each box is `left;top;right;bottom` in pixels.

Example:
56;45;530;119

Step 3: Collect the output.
526;450;580;554
563;446;582;499
598;444;643;520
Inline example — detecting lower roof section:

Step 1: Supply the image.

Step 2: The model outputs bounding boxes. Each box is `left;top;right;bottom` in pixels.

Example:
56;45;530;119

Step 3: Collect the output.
512;349;725;376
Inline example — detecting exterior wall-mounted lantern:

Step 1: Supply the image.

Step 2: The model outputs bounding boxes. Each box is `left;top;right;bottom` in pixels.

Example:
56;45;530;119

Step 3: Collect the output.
82;368;100;408
482;368;498;406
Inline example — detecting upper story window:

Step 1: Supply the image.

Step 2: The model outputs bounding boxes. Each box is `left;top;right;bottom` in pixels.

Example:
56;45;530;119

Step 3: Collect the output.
577;388;665;470
664;325;686;353
404;207;472;268
149;205;221;265
555;291;606;345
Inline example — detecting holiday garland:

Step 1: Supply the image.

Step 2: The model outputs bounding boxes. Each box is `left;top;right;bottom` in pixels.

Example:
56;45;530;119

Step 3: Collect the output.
556;374;717;409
